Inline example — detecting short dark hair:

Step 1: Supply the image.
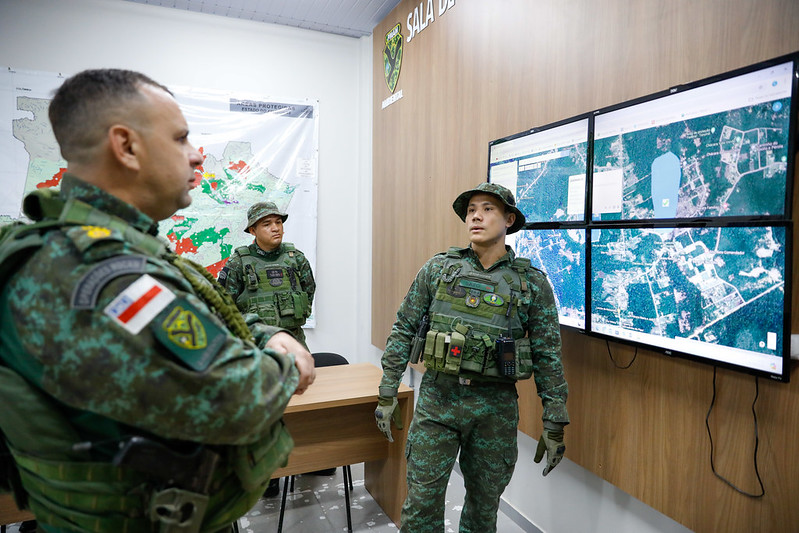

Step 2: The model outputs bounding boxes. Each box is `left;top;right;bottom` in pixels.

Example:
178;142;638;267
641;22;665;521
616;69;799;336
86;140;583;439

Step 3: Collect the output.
48;69;172;162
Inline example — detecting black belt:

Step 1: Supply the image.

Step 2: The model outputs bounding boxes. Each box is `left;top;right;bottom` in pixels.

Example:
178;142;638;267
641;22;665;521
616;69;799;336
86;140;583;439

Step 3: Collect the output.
429;370;515;388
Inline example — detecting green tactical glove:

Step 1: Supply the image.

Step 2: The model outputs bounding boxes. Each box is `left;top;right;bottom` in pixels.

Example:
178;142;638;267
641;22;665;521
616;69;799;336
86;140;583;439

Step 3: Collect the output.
533;421;565;476
374;388;403;442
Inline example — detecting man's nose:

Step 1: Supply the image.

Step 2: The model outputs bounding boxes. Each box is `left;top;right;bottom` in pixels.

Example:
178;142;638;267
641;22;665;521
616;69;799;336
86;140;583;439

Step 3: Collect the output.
188;144;203;167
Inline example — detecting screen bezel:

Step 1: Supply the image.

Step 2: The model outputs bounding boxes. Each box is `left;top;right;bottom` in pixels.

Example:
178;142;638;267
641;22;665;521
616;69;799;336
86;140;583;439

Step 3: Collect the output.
487;113;592;228
485;51;798;382
590;53;798;225
586;221;792;382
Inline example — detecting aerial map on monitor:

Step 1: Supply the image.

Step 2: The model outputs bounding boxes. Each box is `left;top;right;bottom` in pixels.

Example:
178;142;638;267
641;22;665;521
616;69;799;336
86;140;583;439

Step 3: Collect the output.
590;225;786;374
592;61;794;221
511;228;586;329
489;118;588;224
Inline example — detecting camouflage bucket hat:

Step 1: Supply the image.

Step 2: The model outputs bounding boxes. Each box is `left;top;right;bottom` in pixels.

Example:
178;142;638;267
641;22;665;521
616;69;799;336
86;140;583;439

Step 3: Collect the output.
244;201;288;233
452;182;526;234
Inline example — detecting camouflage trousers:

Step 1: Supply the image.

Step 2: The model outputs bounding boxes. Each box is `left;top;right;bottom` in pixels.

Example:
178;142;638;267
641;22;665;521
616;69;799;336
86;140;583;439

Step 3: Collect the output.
400;370;519;533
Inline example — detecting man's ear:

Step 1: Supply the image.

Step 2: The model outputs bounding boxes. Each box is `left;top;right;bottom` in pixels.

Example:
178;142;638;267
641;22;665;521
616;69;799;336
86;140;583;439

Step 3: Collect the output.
108;124;141;171
505;212;516;230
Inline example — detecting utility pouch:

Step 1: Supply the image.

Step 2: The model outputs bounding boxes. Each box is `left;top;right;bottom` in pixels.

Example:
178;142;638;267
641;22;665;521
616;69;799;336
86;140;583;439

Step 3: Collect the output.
292;292;310;318
275;292;295;317
431;332;445;371
230;420;294;492
422;329;438;369
444;331;465;374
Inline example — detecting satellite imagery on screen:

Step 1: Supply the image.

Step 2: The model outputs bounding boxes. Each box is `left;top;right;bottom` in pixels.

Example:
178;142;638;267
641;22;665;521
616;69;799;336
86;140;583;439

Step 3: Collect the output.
590;225;786;370
513;229;586;329
513;141;587;223
592;98;791;221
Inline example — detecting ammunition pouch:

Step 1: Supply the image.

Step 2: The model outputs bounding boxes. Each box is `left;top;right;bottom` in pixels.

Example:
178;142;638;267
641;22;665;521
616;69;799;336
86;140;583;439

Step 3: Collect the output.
422;325;533;381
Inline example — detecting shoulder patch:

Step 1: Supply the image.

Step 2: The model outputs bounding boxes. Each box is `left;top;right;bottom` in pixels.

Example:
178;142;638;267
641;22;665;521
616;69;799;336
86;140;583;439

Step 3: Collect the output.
104;274;176;335
151;297;227;372
72;255;148;309
64;225;124;252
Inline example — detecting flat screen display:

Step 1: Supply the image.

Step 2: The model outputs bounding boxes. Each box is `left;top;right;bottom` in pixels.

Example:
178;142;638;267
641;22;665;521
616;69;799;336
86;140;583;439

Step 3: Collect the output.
509;228;586;329
489;118;589;224
589;224;789;380
592;60;795;221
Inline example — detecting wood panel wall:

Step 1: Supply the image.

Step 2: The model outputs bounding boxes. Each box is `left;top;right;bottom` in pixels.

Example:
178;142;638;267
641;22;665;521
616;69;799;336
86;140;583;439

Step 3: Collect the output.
372;1;799;532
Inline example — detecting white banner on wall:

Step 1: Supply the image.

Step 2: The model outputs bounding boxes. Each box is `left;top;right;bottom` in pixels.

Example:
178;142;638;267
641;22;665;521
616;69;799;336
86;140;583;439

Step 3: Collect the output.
0;67;319;326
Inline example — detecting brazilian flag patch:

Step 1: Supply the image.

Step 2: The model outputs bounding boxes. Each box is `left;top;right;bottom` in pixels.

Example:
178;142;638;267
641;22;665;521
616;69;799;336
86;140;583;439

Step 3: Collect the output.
152;297;226;371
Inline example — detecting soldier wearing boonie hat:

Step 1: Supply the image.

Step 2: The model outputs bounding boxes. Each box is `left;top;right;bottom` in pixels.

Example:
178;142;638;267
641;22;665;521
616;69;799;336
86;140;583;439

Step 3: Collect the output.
219;200;315;351
243;201;288;232
451;181;526;233
375;181;569;531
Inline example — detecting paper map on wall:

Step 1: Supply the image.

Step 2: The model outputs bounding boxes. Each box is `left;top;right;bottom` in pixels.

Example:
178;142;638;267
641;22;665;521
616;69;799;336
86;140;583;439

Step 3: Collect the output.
0;68;319;315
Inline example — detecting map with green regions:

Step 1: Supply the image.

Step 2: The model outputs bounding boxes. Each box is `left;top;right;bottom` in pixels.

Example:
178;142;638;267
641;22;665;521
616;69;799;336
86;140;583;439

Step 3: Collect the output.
1;68;319;290
593;99;791;220
590;225;785;359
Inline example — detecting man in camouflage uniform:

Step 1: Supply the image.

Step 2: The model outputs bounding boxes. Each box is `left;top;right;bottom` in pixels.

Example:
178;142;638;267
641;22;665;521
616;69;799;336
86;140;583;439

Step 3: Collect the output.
0;69;315;533
217;202;315;349
374;182;569;532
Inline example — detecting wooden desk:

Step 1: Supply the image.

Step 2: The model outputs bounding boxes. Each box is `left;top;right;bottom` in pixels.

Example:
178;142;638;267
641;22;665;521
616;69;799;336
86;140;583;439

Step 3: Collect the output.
272;362;413;525
0;493;33;526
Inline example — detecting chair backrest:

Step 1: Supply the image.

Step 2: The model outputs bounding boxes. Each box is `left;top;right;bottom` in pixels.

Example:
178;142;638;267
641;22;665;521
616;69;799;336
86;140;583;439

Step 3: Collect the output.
311;352;349;367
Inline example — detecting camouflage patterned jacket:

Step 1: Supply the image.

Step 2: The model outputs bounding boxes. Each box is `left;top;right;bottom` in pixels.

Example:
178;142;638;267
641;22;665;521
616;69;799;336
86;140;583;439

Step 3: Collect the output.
379;245;569;424
0;174;300;530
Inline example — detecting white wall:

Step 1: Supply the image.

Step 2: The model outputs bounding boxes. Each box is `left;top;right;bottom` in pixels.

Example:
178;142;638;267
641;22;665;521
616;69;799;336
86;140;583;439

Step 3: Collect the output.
0;0;376;364
0;1;694;531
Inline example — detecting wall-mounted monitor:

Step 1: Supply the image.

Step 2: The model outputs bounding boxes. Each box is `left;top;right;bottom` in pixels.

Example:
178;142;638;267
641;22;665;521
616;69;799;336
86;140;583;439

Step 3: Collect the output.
589;223;790;381
488;117;590;224
592;58;795;222
509;228;586;330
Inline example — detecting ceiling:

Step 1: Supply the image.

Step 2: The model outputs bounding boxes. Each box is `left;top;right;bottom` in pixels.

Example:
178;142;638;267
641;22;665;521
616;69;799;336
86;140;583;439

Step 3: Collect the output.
123;0;402;38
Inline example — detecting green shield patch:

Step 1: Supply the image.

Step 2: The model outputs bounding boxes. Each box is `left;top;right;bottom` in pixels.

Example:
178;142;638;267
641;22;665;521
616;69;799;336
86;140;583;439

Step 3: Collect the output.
384;23;403;93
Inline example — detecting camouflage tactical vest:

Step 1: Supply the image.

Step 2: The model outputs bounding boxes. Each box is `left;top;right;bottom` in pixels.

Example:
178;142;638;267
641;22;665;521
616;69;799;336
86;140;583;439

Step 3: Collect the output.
0;189;291;532
422;247;534;381
233;243;312;328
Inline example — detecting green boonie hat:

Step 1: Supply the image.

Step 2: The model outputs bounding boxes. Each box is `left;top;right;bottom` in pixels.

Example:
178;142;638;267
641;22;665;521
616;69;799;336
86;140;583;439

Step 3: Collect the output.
244;201;288;233
452;182;526;234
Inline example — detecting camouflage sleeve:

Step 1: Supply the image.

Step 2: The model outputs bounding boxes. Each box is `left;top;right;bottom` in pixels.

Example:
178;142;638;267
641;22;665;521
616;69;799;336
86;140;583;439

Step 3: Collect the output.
218;252;244;303
244;312;292;346
379;255;444;391
2;231;299;447
295;252;316;304
524;269;570;425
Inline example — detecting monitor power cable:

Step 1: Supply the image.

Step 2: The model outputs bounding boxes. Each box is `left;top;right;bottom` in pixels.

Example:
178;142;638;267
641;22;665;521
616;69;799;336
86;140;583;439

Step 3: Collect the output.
605;340;637;369
705;367;764;498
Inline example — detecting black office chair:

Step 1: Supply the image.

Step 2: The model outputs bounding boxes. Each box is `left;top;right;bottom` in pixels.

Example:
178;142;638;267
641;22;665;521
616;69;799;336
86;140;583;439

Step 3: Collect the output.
277;352;354;533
